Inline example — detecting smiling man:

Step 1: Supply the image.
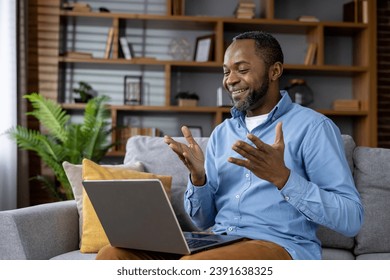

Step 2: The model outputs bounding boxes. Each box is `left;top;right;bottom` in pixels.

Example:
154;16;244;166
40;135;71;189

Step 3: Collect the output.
97;31;364;260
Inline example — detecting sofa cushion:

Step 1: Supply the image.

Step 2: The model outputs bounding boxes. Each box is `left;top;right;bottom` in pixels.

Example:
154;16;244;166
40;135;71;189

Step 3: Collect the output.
124;136;209;232
62;161;144;241
356;253;390;260
321;248;355;260
50;250;97;260
353;147;390;256
80;159;172;253
316;226;355;250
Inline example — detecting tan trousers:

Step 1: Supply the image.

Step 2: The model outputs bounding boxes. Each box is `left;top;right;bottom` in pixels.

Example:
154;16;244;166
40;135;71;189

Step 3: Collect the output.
95;239;292;260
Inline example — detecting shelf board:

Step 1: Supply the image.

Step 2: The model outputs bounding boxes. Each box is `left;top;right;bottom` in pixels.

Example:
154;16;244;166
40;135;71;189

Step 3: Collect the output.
106;150;126;157
61;103;231;113
110;105;231;114
61;103;367;117
60;10;367;35
58;56;221;67
317;109;368;116
284;64;368;76
59;57;367;75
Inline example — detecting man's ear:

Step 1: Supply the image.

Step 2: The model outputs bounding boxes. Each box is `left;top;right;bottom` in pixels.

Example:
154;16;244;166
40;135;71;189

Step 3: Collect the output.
269;62;283;81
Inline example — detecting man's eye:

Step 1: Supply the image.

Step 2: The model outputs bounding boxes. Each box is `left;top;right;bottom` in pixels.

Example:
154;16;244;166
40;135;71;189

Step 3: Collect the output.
223;71;230;76
238;69;249;73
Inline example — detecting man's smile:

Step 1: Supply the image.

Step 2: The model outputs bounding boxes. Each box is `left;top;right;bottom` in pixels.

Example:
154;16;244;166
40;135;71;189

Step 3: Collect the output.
231;88;249;98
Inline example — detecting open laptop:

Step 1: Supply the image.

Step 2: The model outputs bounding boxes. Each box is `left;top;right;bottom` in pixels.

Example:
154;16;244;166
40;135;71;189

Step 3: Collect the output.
82;179;244;255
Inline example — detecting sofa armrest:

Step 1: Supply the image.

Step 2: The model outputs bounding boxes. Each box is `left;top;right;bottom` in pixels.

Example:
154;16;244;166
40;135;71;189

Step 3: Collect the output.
0;200;79;259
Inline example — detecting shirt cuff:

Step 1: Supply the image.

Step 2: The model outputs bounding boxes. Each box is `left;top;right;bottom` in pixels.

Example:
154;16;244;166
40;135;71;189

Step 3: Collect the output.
280;170;310;206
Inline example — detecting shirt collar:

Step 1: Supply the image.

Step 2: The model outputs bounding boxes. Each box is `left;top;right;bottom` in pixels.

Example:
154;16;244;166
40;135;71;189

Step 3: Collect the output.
230;90;293;124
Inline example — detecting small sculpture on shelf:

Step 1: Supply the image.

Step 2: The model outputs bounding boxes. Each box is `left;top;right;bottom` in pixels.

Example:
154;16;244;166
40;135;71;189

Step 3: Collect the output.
284;79;313;107
168;38;191;61
175;91;199;107
73;81;96;103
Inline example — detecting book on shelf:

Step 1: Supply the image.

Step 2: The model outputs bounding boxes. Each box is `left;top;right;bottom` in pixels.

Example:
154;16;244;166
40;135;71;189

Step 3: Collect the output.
238;0;256;6
304;43;317;65
172;0;185;15
104;27;114;59
297;15;319;22
333;99;360;111
119;37;134;60
343;0;368;23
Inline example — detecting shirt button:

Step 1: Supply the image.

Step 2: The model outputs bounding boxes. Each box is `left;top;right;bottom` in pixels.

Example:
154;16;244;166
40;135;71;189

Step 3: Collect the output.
284;196;290;201
235;194;240;199
245;174;249;178
228;227;233;231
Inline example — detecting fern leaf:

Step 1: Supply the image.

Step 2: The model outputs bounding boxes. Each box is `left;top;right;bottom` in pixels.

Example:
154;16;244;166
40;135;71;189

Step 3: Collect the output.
24;93;69;143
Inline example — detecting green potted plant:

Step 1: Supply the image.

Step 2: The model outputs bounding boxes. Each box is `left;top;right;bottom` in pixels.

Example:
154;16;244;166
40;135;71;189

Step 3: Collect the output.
5;93;114;200
174;91;199;107
73;81;95;103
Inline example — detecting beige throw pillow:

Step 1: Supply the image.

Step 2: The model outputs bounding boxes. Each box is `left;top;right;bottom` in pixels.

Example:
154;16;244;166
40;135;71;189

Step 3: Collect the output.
80;158;172;253
62;160;145;241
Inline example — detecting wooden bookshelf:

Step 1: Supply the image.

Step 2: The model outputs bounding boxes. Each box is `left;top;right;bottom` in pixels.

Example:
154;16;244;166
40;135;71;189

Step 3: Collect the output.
53;0;377;152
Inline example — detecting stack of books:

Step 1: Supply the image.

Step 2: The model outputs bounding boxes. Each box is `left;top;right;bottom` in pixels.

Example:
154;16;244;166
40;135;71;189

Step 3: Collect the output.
332;99;360;111
234;0;256;19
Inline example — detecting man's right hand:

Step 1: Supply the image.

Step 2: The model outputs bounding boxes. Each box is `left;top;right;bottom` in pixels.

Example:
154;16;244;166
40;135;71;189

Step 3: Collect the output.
164;126;206;186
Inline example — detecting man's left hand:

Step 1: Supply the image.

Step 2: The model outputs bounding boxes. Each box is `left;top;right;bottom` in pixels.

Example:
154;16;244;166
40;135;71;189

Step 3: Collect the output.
228;122;290;189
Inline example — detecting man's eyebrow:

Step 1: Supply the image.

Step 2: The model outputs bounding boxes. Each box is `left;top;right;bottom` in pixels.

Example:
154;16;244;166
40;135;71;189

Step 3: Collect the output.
223;60;250;68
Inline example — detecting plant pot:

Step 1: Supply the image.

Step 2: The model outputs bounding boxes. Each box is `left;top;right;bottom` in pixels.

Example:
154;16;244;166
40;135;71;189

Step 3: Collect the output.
74;93;94;103
178;99;198;107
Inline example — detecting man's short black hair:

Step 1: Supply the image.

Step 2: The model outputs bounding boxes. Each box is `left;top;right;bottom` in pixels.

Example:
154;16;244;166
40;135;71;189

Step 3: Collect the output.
233;31;284;68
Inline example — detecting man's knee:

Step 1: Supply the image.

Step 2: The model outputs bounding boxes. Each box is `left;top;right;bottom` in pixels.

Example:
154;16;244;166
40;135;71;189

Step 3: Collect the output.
96;245;137;260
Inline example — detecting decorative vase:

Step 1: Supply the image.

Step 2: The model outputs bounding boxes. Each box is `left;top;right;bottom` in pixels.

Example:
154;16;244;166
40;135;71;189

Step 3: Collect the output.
284;79;314;106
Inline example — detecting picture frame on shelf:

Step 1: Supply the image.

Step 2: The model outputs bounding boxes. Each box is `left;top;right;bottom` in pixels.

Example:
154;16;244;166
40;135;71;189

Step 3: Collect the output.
193;34;214;62
124;75;143;105
187;126;203;137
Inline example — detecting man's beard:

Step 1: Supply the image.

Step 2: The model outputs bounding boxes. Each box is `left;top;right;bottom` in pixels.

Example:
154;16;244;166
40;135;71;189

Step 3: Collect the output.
232;77;269;112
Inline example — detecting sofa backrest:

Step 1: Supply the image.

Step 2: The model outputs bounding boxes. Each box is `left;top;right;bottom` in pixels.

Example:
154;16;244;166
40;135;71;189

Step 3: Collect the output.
0;200;79;260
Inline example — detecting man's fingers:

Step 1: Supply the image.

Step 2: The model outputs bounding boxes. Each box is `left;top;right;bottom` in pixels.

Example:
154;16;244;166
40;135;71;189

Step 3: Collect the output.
274;122;284;146
181;126;197;146
227;157;247;167
246;134;268;152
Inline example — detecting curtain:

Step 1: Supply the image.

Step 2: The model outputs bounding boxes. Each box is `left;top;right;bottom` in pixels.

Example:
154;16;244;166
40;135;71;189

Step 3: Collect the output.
0;0;17;210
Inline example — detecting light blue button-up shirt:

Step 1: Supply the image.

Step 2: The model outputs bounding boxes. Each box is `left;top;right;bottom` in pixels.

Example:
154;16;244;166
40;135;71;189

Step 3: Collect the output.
184;91;364;259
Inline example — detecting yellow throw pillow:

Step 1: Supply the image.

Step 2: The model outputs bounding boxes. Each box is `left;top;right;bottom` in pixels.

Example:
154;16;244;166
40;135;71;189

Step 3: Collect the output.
80;158;172;253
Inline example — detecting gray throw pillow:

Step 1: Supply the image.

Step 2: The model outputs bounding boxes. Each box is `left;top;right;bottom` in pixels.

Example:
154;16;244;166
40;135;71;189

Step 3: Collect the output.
353;147;390;255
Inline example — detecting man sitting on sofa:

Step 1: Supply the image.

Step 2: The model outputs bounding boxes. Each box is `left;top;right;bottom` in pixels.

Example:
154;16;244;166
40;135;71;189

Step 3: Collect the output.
96;31;364;260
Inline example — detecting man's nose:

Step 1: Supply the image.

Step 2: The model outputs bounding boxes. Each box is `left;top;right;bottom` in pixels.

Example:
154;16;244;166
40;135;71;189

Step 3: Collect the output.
226;72;240;86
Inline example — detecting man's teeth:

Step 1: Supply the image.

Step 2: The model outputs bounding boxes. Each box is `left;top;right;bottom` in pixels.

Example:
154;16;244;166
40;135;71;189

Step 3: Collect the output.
233;89;246;94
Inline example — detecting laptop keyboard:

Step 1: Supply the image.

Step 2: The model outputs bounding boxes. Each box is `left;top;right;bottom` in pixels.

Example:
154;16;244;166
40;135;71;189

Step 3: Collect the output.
186;239;218;249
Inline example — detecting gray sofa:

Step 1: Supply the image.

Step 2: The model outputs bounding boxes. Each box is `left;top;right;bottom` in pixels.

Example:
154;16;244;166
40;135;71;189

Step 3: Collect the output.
1;135;390;260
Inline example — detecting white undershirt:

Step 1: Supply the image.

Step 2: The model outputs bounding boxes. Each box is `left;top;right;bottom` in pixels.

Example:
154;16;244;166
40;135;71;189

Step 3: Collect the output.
245;113;269;132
